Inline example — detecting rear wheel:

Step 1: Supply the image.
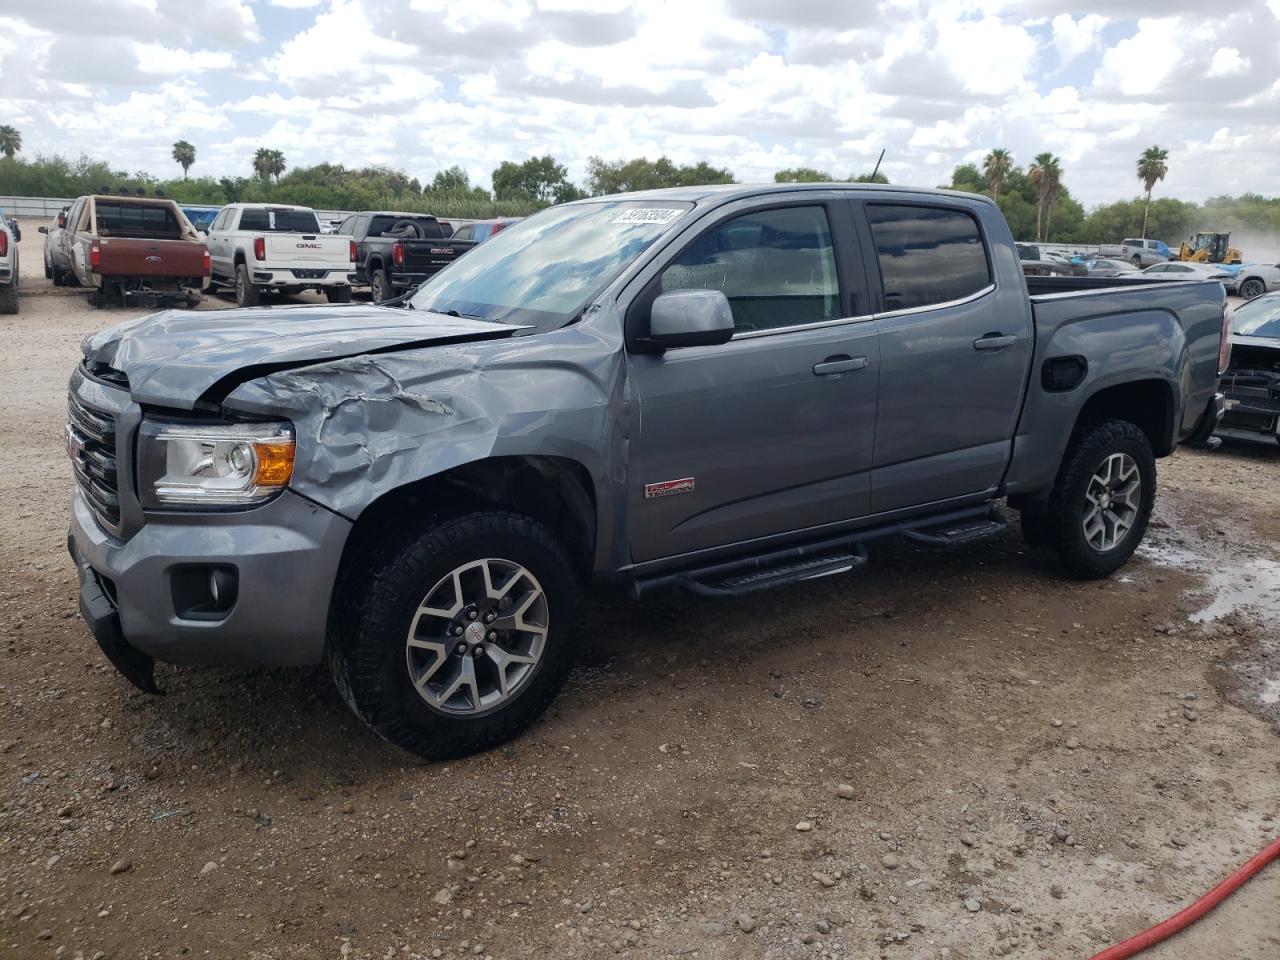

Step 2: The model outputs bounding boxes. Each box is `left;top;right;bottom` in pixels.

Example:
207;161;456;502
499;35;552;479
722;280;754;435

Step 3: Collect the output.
235;264;260;307
328;511;580;760
370;269;391;303
43;254;52;279
0;282;17;314
1130;255;1142;267
326;285;352;304
1044;420;1156;578
1239;277;1266;300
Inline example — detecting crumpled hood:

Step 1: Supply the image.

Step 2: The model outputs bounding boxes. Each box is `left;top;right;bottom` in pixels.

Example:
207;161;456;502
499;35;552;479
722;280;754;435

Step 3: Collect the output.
81;302;519;408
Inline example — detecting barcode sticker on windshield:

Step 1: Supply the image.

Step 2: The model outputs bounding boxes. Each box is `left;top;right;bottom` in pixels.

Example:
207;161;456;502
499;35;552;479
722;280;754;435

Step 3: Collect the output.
612;208;684;225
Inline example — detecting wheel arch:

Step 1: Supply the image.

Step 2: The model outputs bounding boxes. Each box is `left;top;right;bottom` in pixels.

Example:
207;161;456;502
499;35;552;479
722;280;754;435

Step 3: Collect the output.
1073;378;1177;456
333;455;599;601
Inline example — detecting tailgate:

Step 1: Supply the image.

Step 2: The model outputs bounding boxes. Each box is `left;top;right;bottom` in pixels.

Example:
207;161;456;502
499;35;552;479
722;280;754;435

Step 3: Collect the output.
403;239;477;273
96;238;206;278
265;234;349;265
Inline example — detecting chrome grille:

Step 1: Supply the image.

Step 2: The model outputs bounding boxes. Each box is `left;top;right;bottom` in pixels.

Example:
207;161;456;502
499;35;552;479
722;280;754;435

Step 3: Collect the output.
67;392;120;528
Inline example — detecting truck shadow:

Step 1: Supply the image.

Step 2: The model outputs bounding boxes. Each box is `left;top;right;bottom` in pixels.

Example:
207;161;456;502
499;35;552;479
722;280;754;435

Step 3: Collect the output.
134;516;1061;780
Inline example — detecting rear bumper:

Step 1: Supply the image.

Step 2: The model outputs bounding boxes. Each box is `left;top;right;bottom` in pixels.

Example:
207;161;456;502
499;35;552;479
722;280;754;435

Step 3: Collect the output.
68;487;352;670
250;268;356;287
389;271;429;290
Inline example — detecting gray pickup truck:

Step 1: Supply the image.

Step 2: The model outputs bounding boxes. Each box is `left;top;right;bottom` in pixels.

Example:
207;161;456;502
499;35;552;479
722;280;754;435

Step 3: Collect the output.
67;184;1228;759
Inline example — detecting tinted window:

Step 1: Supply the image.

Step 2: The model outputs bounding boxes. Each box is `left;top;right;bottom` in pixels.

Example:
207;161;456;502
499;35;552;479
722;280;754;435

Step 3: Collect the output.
452;225;473;241
867;204;991;311
661;205;840;333
238;207;321;233
94;202;182;238
368;215;445;238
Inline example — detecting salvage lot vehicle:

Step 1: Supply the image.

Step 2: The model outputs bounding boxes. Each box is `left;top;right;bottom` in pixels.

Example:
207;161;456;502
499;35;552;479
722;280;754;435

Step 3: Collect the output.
1143;260;1238;292
66;183;1227;759
1229;262;1280;300
1098;237;1171;267
0;212;18;314
1216;292;1280;445
451;217;522;243
1083;257;1140;278
338;211;477;303
204;203;356;306
39;195;209;308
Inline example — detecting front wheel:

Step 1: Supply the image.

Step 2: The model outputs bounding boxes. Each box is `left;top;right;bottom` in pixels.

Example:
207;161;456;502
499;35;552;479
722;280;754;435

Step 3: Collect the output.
1044;419;1156;579
328;511;580;760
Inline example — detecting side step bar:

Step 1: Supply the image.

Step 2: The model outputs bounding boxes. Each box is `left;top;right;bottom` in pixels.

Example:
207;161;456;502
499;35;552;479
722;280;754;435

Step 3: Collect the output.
633;503;1007;600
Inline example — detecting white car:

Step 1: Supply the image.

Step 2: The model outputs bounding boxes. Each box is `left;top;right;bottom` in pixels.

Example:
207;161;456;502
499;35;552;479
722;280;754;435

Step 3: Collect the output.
1231;263;1280;301
203;203;356;306
1142;261;1238;293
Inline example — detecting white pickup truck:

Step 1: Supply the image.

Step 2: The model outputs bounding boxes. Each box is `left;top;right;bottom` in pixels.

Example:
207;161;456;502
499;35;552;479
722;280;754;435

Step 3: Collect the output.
204;203;356;306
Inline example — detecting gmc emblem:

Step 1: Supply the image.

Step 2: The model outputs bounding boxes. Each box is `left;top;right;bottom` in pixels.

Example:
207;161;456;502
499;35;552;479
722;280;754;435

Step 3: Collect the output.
296;243;321;249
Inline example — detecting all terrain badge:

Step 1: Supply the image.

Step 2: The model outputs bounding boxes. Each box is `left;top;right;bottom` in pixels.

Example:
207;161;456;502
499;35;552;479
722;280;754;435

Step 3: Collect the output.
644;477;695;499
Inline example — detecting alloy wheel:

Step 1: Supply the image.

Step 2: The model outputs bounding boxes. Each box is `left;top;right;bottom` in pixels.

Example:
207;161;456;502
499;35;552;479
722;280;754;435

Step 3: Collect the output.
405;558;548;714
1082;452;1142;552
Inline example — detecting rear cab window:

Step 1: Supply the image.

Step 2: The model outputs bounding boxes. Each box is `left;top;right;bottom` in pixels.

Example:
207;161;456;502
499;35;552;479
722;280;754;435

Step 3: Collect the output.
239;207;321;233
866;204;992;312
94;202;182;239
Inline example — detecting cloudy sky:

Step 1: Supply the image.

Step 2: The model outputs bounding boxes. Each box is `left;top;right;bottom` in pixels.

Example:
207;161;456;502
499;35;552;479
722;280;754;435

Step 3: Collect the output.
1;0;1278;207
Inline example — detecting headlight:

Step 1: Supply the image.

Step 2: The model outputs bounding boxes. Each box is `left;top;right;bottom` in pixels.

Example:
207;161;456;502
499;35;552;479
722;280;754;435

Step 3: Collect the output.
138;420;295;509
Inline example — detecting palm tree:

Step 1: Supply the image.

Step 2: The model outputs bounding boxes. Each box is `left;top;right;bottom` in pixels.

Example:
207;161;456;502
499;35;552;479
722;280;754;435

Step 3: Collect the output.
252;148;270;181
982;148;1013;204
266;149;286;182
1136;145;1169;239
0;125;21;159
171;140;196;180
1027;153;1061;243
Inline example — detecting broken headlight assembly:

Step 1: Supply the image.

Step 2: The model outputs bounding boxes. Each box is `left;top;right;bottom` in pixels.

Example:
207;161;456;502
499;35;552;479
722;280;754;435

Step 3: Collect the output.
137;420;295;509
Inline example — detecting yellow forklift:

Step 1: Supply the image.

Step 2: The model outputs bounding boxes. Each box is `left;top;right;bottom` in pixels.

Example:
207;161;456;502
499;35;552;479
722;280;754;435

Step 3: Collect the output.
1178;232;1243;264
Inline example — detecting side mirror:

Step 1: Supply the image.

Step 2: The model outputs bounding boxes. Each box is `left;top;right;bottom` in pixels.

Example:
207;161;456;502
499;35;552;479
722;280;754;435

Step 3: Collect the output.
38;226;48;235
643;289;735;351
56;213;66;228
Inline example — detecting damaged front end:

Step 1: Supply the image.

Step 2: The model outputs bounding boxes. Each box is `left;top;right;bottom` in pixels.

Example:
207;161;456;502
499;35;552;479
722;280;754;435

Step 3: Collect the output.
1219;341;1280;442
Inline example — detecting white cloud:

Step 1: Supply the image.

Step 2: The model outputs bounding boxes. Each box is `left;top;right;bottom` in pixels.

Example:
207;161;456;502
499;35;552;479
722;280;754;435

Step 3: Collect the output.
1051;13;1106;64
1207;46;1249;76
0;0;1278;206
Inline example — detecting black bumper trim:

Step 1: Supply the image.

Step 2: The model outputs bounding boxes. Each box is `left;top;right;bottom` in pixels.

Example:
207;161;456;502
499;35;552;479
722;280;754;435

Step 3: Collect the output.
68;535;164;695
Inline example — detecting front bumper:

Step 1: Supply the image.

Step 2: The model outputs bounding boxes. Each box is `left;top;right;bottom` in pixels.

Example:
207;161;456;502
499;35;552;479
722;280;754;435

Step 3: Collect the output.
68;487;353;674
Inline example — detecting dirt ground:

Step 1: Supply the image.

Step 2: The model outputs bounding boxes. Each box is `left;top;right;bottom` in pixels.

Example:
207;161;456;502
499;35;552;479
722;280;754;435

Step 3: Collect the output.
1;220;1277;960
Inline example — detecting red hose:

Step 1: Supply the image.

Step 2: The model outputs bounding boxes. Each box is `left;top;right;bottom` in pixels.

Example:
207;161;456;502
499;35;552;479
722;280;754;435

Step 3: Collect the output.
1090;836;1280;959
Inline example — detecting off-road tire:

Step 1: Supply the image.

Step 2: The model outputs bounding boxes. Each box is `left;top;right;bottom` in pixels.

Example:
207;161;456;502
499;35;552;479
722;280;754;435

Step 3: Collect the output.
0;282;17;315
43;255;52;280
235;264;260;307
326;285;353;304
370;269;391;303
1045;419;1156;579
328;511;581;760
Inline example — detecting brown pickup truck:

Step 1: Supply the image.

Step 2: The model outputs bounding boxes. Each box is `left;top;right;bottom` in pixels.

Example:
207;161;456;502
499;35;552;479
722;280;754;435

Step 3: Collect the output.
40;195;209;307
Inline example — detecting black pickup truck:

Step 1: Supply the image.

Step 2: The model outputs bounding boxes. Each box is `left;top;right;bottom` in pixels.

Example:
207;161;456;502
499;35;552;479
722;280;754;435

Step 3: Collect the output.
337;211;477;302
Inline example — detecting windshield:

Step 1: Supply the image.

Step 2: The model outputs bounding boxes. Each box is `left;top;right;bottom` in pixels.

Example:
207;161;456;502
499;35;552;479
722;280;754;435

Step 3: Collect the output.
1232;296;1280;338
408;200;694;332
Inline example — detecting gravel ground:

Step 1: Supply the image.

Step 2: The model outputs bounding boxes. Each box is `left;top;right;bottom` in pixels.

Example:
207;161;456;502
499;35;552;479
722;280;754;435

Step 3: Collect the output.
1;221;1278;960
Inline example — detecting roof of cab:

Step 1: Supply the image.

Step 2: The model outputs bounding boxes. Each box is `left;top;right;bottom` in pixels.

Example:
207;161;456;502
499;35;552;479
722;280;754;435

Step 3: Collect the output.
564;181;995;207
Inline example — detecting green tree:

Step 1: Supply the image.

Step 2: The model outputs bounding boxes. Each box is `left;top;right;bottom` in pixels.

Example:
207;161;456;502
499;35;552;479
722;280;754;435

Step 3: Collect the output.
774;167;831;183
492;155;578;204
852;171;889;184
0;125;20;159
171;140;196;180
982;148;1012;204
948;163;986;193
431;165;471;193
585;156;734;195
1137;145;1169;239
1027;153;1062;242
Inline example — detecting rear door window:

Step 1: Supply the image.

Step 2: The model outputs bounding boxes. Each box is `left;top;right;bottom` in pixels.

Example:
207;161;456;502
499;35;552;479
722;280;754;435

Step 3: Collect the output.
661;205;841;334
866;204;992;312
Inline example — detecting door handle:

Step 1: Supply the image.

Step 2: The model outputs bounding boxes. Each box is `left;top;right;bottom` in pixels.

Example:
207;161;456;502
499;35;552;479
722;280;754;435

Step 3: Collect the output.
813;355;869;376
974;334;1017;351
